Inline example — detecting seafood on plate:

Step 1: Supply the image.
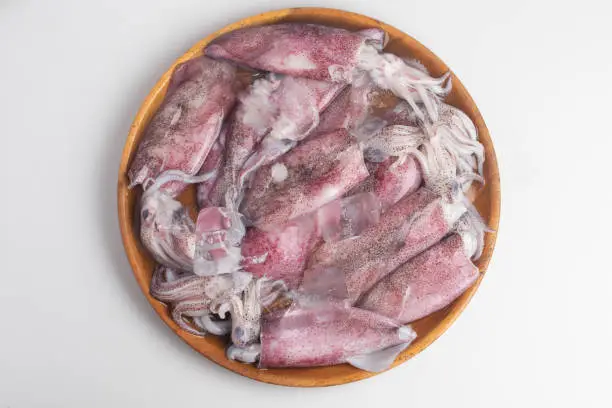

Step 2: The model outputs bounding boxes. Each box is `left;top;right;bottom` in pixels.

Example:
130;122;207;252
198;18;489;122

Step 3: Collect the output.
205;23;450;120
228;298;416;372
128;22;490;372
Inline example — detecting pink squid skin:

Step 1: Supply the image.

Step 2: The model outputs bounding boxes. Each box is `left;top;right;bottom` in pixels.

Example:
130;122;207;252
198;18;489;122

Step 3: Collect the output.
241;215;320;289
306;81;375;136
349;155;422;211
196;126;227;209
241;192;381;289
244;129;354;206
205;24;385;82
240;77;345;176
128;56;237;196
304;188;466;303
259;299;411;368
241;141;369;229
208;76;343;206
357;234;479;323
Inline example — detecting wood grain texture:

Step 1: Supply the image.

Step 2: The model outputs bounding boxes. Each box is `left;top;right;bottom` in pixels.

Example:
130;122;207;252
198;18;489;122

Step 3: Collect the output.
117;7;501;387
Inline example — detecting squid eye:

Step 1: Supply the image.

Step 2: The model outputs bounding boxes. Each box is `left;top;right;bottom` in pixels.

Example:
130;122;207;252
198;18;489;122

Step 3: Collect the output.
172;209;184;223
142;209;150;220
233;327;244;341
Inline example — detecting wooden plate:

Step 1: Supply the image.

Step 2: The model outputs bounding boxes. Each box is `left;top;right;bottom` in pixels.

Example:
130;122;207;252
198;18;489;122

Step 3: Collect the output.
117;7;501;387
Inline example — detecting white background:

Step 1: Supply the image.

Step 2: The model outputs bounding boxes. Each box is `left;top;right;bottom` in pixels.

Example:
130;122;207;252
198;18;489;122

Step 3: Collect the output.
1;0;611;406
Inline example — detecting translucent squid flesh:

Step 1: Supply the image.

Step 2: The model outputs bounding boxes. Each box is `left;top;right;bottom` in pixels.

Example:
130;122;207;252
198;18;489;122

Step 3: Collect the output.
139;170;218;271
303;188;467;303
208;75;343;207
150;266;253;336
357;214;485;323
258;299;416;371
205;24;385;82
241;130;369;228
365;103;484;200
240;192;381;289
241;214;320;290
193;206;245;276
204;23;450;121
128;57;237;196
239;77;345;177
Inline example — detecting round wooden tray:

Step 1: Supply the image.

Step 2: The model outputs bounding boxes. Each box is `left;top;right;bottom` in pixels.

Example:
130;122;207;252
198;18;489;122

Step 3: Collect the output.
117;7;501;387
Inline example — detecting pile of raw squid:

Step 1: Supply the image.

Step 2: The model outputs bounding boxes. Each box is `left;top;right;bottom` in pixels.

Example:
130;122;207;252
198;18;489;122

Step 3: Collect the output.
129;23;489;372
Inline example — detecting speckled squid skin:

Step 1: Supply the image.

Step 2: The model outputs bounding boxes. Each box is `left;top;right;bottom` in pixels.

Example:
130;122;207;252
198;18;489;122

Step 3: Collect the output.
196;126;227;208
304;188;462;303
241;140;369;229
259;299;408;368
208;75;343;206
205;24;385;82
128;57;237;196
349;155;422;211
241;215;320;290
357;234;479;323
243;129;354;208
241;192;381;290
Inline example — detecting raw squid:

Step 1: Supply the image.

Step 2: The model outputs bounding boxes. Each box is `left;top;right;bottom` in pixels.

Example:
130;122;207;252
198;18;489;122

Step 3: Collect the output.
230;299;417;372
348;155;422;211
357;211;487;322
128;57;237;196
193;206;245;276
241;129;369;228
208;75;343;207
241;214;320;290
303;188;466;303
150;265;252;335
365;103;484;200
151;265;285;338
135;22;491;372
196;126;227;208
205;24;385;82
139;171;211;271
241;192;381;289
239;77;344;177
243;129;355;206
205;23;450;120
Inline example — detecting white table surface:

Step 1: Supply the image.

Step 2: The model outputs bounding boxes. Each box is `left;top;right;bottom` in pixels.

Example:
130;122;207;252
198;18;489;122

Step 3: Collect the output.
1;0;611;406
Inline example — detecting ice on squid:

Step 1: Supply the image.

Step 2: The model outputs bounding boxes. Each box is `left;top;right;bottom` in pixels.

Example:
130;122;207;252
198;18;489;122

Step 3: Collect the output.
205;24;385;82
357;211;488;323
249;299;416;371
208;74;343;207
205;23;450;121
240;192;381;289
303;188;467;303
128;57;237;196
